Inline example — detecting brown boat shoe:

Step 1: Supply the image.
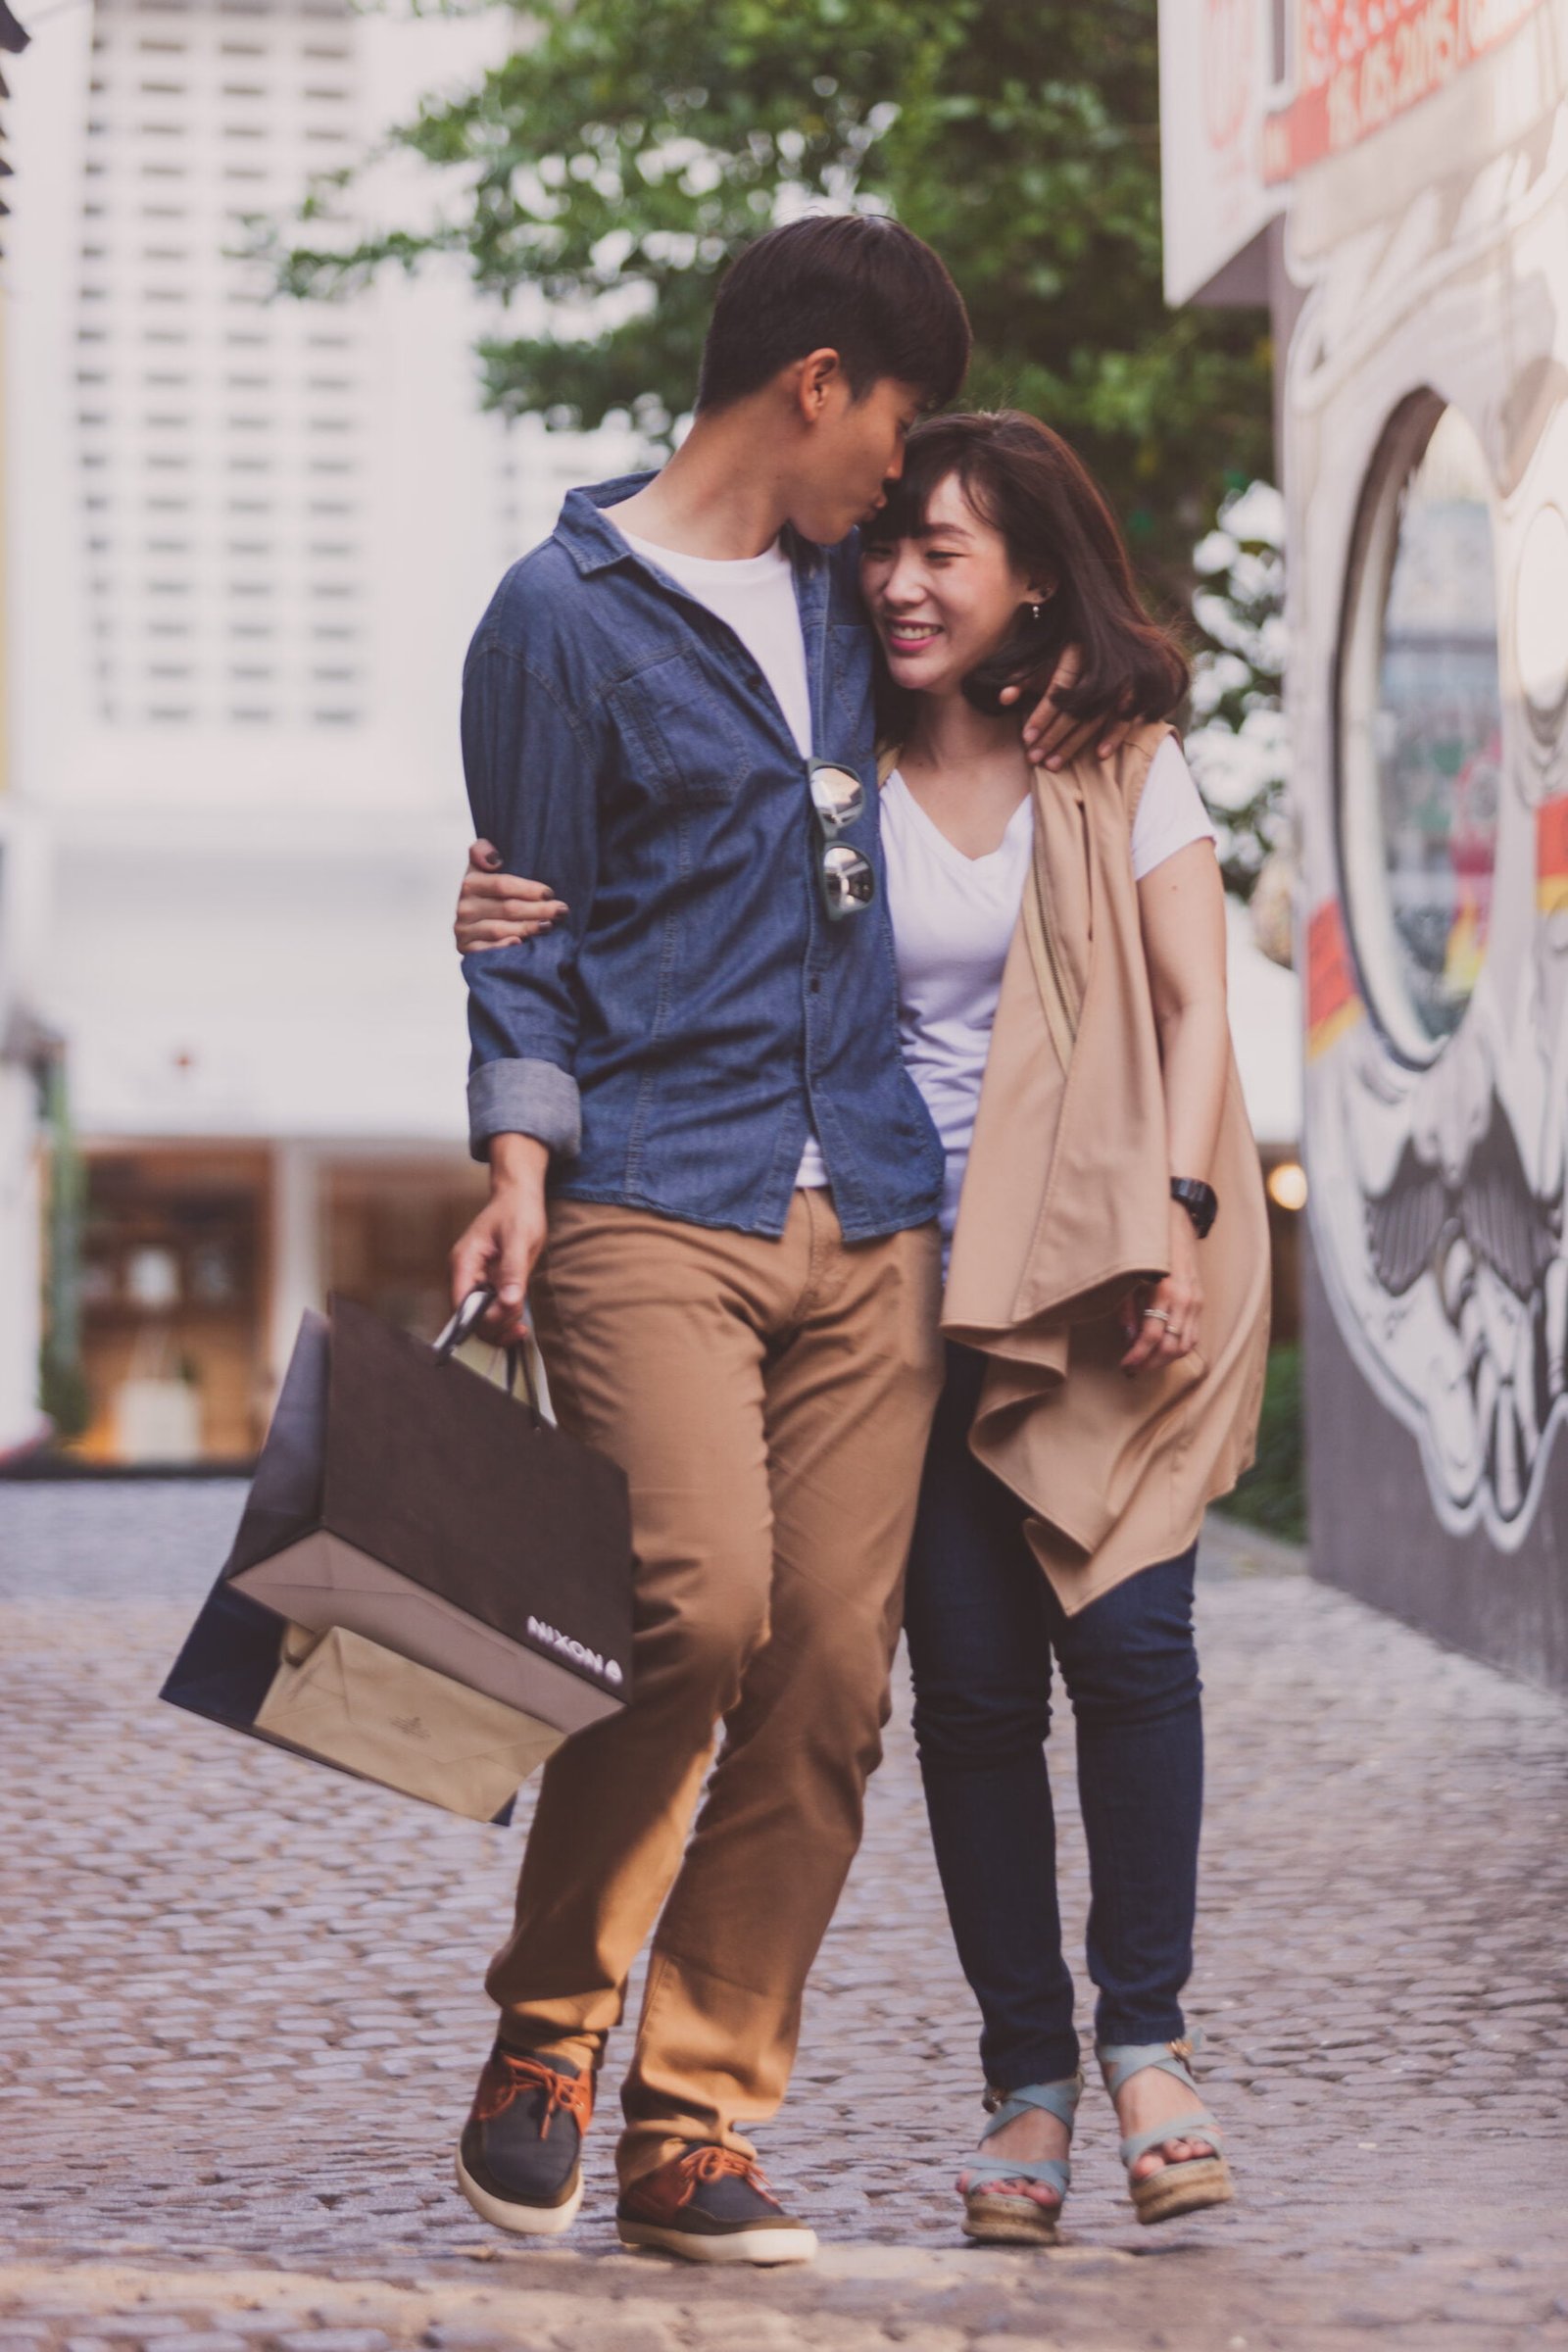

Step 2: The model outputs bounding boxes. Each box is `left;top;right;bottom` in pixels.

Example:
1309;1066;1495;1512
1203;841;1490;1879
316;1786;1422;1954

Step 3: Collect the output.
455;2042;594;2236
616;2143;817;2266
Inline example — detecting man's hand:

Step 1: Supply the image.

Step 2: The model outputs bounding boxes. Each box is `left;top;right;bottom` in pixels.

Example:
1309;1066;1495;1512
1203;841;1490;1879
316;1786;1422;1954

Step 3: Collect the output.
1002;646;1136;772
450;1135;551;1344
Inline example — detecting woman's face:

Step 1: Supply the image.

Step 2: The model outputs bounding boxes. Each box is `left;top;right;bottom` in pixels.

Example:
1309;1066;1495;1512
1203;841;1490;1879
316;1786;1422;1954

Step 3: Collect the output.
859;469;1044;700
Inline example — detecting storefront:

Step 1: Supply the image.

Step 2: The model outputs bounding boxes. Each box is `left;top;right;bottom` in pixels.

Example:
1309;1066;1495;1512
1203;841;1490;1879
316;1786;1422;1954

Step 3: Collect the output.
1;0;630;1477
1160;0;1568;1686
70;1142;484;1466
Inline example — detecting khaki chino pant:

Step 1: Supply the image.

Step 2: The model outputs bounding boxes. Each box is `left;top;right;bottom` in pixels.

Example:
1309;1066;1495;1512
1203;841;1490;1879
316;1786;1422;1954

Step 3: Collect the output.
488;1192;944;2184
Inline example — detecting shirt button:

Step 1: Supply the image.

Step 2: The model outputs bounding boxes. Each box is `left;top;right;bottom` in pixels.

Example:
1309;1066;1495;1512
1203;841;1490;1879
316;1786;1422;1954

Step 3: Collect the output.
808;976;821;995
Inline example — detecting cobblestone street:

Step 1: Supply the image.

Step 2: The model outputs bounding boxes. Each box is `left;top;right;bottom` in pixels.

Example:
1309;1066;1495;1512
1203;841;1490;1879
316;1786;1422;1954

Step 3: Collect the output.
1;1481;1565;2351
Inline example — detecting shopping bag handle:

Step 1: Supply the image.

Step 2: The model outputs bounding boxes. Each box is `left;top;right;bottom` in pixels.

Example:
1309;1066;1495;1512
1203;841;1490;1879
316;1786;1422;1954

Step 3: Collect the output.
434;1288;542;1424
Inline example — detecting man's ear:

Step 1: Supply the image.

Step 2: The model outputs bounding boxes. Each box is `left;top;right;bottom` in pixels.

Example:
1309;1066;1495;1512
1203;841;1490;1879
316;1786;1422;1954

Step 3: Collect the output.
794;347;848;422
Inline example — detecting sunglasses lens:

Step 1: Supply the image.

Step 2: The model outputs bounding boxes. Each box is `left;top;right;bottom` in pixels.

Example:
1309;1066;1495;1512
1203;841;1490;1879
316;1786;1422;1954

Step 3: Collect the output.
821;843;875;919
809;761;866;832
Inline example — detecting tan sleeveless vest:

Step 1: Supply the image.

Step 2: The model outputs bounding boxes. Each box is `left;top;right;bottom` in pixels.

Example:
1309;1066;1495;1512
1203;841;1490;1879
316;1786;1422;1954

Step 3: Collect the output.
932;722;1271;1613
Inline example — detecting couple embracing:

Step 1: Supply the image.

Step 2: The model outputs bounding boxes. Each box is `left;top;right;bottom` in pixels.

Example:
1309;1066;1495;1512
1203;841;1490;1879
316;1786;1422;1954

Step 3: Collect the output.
447;213;1270;2264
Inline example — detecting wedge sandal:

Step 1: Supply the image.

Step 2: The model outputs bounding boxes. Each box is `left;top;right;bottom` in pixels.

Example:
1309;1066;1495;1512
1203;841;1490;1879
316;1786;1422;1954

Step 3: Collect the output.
1098;2037;1233;2226
957;2073;1083;2246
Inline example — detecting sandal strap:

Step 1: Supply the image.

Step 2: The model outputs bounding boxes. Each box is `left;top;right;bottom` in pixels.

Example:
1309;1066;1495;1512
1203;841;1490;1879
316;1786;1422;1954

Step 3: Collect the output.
979;2071;1084;2144
1096;2036;1201;2100
963;2155;1072;2197
1118;2110;1223;2169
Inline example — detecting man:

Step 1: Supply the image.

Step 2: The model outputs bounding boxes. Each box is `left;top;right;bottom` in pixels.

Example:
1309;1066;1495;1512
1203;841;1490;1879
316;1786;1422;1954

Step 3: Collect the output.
450;214;1120;2264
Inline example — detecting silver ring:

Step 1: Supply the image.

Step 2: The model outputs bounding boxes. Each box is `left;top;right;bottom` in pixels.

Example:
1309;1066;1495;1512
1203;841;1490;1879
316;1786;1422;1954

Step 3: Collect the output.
1142;1308;1172;1325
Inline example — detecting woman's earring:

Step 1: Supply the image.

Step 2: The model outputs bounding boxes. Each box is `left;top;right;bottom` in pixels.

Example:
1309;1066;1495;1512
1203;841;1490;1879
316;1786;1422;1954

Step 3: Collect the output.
1027;602;1045;624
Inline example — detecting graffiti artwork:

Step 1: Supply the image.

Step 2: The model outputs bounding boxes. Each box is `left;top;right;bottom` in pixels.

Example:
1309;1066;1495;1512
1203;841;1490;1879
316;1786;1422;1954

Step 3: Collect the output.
1307;886;1568;1535
1290;89;1568;1546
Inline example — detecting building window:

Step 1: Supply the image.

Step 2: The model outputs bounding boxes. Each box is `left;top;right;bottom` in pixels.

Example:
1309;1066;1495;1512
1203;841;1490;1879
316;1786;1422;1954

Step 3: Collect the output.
1339;395;1501;1061
74;0;364;734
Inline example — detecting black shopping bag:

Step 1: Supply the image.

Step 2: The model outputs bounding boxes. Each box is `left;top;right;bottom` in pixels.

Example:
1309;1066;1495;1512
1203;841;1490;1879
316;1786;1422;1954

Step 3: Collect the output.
161;1290;633;1819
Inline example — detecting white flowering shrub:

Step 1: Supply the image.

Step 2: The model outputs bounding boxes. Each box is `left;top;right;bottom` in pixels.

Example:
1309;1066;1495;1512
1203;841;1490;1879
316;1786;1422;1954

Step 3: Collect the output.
1185;480;1290;905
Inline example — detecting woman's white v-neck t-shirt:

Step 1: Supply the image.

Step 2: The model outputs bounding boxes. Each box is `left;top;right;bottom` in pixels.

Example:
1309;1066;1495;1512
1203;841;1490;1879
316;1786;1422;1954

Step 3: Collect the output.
884;738;1216;1250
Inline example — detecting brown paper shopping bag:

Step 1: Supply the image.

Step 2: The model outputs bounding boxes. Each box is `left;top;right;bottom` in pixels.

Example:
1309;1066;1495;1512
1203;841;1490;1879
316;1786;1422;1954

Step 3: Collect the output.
254;1623;564;1822
222;1293;632;1732
162;1288;633;1822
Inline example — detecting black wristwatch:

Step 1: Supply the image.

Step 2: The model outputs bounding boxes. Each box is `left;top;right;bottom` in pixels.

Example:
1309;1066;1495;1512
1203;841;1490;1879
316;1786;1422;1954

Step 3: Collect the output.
1170;1178;1218;1240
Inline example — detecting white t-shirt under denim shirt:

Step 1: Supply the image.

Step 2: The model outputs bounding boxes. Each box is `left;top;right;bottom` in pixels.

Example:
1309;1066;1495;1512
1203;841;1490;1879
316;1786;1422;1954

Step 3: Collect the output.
884;737;1218;1254
614;521;834;1188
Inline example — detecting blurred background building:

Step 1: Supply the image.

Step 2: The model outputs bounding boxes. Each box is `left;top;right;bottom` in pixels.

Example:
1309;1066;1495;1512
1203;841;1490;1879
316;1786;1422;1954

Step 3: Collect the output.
1;0;46;1460
0;0;1305;1476
0;0;627;1465
1161;0;1568;1686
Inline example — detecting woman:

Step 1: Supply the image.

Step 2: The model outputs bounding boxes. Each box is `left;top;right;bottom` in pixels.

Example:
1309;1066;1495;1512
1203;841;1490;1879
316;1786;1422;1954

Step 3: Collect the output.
454;411;1270;2245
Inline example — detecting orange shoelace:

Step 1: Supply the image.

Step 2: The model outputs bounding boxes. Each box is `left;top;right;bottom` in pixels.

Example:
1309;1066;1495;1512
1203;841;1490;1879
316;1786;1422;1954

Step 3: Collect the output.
671;2144;775;2207
475;2049;593;2139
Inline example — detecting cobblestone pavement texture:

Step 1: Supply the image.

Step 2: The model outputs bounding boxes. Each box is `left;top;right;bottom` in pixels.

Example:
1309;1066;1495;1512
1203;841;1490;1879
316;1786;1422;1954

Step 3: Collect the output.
1;1484;1566;2352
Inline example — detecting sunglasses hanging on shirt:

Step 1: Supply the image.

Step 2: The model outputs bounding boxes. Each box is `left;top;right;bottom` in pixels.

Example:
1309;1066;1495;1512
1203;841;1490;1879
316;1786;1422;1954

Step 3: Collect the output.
808;759;876;922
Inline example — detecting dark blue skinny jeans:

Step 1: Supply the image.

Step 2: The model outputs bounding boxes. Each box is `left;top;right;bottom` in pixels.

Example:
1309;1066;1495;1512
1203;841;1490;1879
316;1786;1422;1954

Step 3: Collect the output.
905;1345;1203;2092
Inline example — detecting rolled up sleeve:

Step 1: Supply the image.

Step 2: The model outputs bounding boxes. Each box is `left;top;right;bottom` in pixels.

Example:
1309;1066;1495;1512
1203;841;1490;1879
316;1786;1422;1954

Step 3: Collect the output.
460;626;602;1163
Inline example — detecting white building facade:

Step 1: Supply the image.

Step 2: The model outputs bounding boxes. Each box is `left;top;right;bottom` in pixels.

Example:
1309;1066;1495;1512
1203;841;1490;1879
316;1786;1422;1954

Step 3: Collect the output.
2;0;629;1460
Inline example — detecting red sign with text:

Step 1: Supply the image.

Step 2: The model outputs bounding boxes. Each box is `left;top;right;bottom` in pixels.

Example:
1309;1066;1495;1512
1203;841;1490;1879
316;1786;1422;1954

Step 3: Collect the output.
1262;0;1547;183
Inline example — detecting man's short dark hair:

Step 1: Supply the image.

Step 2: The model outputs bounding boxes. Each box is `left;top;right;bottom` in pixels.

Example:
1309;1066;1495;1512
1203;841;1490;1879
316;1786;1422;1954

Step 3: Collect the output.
696;215;971;416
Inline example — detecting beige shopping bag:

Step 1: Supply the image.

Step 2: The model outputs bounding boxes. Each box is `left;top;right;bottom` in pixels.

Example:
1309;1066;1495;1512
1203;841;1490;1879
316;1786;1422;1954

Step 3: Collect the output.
253;1622;564;1822
233;1531;615;1736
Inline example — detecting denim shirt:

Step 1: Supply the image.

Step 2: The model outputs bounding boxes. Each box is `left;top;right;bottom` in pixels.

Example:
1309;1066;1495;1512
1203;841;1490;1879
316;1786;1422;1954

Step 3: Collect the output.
460;473;945;1244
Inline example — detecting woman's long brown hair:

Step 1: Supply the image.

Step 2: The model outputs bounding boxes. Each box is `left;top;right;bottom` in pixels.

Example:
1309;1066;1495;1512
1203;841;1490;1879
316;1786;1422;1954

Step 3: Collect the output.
871;409;1189;739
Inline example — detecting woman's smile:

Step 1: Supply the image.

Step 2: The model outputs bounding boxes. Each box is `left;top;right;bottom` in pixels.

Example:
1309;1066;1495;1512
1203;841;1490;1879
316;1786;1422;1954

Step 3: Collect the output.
883;617;944;655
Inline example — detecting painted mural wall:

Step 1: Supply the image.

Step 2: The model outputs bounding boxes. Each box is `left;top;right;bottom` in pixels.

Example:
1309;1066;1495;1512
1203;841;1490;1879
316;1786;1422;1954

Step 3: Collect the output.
1160;0;1568;1683
1278;9;1568;1684
1285;12;1568;1589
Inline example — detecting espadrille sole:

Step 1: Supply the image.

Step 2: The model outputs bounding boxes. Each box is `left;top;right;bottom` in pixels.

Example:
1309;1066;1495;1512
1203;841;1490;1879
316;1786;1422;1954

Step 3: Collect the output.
1131;2154;1234;2226
960;2190;1062;2245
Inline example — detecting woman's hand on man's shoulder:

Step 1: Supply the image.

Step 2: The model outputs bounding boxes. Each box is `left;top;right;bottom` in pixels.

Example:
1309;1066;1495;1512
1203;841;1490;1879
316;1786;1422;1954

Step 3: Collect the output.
454;840;568;955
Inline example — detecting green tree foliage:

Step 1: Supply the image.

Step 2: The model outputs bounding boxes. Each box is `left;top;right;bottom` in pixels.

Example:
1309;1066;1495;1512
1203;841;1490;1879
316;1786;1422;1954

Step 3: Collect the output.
274;0;1272;585
1212;1340;1306;1544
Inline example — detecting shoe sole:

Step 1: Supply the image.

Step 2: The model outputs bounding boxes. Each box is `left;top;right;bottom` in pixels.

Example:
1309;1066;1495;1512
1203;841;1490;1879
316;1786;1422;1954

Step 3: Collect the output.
961;2191;1061;2246
615;2217;817;2266
454;2149;584;2237
1132;2156;1234;2226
